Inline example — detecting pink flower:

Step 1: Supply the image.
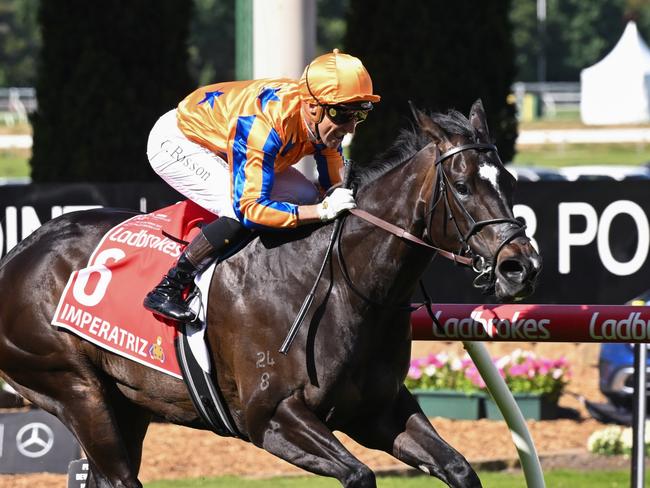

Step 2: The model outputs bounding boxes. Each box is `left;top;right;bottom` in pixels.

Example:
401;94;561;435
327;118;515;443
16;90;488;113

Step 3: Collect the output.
408;365;422;380
410;358;425;369
465;366;486;388
509;365;528;377
426;353;444;368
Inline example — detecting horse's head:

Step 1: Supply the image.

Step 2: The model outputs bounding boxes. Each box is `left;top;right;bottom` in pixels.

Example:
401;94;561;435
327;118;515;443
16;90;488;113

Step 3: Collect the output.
411;99;541;301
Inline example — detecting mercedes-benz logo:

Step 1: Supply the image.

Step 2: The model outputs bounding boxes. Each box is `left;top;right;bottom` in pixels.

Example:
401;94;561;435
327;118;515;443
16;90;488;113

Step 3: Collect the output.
16;422;54;458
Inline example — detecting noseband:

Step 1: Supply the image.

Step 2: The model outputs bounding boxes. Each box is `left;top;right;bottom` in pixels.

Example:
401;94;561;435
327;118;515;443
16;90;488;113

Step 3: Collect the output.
426;143;526;293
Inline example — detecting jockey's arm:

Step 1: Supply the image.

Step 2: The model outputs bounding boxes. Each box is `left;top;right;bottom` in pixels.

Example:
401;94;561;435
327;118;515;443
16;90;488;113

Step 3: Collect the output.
296;204;322;224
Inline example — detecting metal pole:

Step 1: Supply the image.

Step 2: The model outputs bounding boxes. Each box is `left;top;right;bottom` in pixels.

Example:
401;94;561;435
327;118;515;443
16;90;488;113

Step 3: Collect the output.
631;343;646;488
464;341;545;488
235;0;253;80
536;0;547;83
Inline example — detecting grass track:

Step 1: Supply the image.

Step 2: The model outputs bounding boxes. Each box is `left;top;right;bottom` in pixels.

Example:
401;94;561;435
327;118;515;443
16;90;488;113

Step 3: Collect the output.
146;469;632;488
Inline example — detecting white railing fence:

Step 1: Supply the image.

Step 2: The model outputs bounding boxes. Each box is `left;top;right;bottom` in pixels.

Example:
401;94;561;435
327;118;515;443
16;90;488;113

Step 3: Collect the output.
0;87;36;126
512;81;581;119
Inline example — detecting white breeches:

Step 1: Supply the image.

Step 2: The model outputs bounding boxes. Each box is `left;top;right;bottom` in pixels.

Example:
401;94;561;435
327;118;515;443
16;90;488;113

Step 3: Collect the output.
147;109;319;218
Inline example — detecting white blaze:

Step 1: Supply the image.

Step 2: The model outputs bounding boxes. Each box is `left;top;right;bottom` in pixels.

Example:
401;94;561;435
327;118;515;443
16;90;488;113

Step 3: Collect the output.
479;163;501;197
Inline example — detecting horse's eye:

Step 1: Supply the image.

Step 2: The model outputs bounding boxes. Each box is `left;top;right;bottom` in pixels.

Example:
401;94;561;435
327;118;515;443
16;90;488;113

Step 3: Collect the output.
454;182;469;196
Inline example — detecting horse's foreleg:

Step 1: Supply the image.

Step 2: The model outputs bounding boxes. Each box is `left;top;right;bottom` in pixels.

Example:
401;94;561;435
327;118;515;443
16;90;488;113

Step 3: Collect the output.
109;384;152;476
3;364;144;488
346;386;482;488
249;392;376;488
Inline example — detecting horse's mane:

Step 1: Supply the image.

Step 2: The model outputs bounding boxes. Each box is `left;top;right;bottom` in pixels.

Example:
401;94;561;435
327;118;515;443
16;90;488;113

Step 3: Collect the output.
353;109;479;186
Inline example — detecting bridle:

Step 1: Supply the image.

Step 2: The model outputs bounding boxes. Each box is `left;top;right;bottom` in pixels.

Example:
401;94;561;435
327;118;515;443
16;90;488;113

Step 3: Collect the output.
342;141;527;298
425;142;527;293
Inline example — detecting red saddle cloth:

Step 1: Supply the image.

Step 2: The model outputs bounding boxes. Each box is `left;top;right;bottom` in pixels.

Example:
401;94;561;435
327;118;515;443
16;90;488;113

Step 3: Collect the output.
51;200;217;378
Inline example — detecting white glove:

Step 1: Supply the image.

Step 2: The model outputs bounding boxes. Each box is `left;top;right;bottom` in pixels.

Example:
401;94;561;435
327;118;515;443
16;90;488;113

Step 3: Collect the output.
317;188;356;222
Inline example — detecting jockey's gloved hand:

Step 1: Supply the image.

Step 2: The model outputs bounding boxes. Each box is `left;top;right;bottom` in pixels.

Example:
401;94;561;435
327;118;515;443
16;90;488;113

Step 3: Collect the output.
317;188;356;222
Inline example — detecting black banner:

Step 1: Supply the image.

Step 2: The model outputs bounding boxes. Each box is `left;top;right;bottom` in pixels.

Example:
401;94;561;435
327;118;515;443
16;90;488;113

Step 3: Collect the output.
421;180;650;304
0;181;648;304
0;183;182;257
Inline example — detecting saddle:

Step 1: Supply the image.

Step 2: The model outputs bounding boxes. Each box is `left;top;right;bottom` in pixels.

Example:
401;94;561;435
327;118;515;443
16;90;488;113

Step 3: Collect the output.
51;200;241;437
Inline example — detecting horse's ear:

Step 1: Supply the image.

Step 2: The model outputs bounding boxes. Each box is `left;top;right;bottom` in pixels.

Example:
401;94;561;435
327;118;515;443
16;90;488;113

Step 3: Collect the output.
469;99;490;142
408;101;447;144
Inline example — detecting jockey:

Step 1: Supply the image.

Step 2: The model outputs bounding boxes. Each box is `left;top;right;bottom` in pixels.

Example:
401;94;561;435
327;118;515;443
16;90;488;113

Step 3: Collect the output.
144;49;380;322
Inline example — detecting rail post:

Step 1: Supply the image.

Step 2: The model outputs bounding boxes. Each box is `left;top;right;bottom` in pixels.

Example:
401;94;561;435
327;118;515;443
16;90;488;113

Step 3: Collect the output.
464;341;545;488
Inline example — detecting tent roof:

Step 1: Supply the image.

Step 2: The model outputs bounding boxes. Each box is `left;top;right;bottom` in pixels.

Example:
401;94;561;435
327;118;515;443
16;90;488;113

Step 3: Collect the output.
582;21;650;74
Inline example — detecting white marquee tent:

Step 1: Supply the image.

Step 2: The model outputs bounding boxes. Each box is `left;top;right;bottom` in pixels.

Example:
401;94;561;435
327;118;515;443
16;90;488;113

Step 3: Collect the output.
580;21;650;125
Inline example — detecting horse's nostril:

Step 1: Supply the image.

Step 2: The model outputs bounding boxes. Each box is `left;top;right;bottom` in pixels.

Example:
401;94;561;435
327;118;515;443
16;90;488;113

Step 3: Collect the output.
498;259;525;283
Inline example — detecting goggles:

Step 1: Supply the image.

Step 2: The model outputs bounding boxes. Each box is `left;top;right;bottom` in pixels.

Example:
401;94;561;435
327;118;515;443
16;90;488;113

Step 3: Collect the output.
323;104;371;125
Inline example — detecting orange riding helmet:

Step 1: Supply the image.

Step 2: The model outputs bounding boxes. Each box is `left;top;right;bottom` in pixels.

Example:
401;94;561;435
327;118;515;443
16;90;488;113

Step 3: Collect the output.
299;49;381;111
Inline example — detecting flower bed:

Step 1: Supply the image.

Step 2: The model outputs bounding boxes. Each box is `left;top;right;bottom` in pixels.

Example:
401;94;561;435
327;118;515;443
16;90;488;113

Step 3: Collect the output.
406;349;571;420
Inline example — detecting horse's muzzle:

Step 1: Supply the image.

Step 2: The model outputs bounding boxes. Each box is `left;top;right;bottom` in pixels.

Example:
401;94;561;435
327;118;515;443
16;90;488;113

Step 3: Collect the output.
493;237;542;302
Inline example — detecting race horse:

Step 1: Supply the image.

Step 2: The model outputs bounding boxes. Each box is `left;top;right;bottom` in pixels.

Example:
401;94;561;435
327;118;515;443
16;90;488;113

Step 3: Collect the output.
0;100;540;488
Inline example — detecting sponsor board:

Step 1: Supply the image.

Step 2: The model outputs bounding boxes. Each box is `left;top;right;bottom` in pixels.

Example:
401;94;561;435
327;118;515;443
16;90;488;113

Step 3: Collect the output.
412;304;650;343
67;458;89;488
1;181;650;303
0;409;80;474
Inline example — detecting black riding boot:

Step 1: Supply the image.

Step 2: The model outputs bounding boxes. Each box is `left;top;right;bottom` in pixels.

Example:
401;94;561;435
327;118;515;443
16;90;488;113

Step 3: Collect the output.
143;217;248;322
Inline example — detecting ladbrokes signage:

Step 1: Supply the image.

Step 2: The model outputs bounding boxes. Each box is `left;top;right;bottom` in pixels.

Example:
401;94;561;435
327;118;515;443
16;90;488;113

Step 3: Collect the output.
411;304;650;343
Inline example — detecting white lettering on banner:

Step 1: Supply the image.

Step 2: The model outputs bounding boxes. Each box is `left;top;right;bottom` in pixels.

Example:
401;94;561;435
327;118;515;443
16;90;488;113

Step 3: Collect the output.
0;205;104;256
513;204;538;251
108;229;182;258
558;202;598;274
430;310;551;340
72;248;126;306
589;311;650;340
559;201;650;276
5;206;17;253
60;303;149;357
597;201;649;276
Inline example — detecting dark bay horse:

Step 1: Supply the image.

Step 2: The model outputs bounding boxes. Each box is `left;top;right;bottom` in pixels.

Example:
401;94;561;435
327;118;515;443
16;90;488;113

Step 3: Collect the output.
0;100;540;488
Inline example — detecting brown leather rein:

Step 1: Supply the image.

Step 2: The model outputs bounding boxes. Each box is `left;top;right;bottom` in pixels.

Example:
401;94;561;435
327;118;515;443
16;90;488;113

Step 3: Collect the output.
348;208;473;266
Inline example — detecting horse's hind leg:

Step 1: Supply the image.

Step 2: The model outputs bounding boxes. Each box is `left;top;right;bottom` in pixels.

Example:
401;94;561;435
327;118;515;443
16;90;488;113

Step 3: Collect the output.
249;392;376;488
346;386;482;488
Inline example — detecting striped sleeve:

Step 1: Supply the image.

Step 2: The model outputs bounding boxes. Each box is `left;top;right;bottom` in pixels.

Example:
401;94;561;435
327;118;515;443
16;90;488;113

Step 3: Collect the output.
313;143;344;191
231;115;299;229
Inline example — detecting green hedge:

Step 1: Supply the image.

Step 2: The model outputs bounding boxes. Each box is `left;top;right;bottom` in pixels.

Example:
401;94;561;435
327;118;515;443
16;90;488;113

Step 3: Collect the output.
30;0;194;182
344;0;517;163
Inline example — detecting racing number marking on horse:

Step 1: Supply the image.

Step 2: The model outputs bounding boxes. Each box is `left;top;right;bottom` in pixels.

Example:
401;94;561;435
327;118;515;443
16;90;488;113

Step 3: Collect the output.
256;351;275;368
256;351;275;390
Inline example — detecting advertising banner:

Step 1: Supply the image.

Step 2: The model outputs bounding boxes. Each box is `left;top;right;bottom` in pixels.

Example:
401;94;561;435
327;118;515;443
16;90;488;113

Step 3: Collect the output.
417;180;650;304
0;180;649;304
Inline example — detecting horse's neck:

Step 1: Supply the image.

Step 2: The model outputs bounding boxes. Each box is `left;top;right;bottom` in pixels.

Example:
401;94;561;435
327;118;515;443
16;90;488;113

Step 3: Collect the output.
343;156;433;304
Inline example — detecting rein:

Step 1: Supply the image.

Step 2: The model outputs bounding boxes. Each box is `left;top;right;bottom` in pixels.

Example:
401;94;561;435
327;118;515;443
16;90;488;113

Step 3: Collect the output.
348;208;472;266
